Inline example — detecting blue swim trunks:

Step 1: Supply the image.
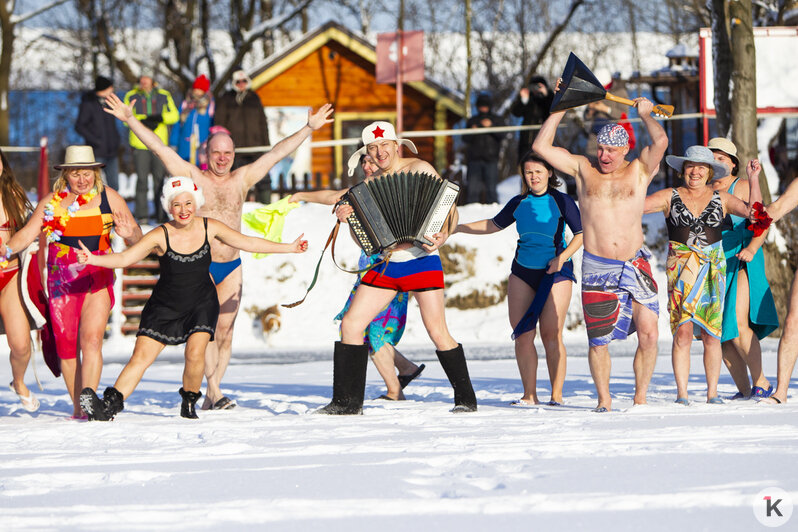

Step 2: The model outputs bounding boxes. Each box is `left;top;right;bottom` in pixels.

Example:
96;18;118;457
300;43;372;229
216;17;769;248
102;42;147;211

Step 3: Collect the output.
209;258;242;285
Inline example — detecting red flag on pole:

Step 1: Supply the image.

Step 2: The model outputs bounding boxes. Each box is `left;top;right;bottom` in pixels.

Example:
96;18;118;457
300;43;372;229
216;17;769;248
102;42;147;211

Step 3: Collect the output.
376;31;425;84
37;136;49;200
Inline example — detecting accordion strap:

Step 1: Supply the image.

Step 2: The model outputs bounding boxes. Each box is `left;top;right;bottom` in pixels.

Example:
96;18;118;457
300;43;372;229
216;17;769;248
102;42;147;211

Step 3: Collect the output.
282;221;341;308
282;220;390;308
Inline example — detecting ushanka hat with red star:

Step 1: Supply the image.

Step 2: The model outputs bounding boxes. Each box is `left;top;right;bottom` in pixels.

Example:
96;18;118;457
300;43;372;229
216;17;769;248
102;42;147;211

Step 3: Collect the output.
346;121;418;176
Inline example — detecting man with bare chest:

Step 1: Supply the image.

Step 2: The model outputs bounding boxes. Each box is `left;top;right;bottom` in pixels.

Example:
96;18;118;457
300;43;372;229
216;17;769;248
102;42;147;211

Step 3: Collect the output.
105;92;333;409
533;97;668;411
322;122;476;415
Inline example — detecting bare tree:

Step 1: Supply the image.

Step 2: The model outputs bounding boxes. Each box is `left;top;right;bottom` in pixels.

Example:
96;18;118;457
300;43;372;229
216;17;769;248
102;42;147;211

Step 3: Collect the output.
71;0;313;97
0;0;70;145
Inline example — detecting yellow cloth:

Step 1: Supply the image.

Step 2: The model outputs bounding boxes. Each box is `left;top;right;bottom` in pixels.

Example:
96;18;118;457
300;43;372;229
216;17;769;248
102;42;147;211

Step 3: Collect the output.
242;196;299;258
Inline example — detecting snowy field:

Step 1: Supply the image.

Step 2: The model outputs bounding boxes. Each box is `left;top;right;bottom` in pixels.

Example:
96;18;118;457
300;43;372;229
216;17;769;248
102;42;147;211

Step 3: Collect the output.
1;341;796;531
1;201;797;530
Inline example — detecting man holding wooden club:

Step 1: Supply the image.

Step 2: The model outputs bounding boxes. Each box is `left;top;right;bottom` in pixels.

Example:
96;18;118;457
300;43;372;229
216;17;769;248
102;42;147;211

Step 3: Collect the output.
533;84;668;413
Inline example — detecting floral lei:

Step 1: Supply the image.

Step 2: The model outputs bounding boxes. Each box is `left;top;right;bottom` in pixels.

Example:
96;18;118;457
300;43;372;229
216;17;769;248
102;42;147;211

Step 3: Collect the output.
42;187;99;243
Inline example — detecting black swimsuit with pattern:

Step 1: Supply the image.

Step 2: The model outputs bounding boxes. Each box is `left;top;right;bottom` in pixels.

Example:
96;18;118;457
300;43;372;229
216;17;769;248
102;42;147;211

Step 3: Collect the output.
137;218;220;345
666;189;724;248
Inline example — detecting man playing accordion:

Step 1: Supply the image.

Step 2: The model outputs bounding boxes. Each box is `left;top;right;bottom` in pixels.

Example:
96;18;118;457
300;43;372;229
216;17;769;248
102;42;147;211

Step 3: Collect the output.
319;121;478;415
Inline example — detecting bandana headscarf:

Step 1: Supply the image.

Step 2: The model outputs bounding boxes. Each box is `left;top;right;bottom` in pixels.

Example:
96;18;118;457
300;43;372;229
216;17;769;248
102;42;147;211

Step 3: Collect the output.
596;124;629;147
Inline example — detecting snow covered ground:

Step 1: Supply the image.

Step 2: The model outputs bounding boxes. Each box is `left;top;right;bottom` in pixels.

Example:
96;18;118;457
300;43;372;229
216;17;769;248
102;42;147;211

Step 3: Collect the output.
1;202;796;530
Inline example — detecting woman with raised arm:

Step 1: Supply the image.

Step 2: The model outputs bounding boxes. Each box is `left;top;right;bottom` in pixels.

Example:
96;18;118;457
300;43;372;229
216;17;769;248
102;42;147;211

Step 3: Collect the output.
0;148;40;413
1;146;142;418
644;146;756;405
77;177;307;420
708;138;777;400
455;152;582;405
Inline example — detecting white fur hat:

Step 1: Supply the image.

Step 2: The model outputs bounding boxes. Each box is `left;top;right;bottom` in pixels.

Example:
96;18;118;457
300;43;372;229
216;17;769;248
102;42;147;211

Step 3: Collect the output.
346;121;418;176
161;176;205;216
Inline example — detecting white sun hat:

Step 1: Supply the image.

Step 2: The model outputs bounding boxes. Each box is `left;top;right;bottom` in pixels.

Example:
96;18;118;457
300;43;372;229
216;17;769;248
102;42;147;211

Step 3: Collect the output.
665;145;729;179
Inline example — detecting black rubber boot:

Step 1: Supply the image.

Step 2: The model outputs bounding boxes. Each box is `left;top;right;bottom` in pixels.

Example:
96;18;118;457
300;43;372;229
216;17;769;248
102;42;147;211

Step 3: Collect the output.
103;387;125;420
179;388;203;419
316;342;368;415
80;387;110;421
437;344;478;413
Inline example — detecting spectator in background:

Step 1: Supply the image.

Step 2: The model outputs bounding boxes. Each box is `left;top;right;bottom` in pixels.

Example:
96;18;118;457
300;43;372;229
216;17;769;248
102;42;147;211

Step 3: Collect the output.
75;76;121;190
169;75;215;166
215;70;271;203
464;93;504;204
511;75;554;163
583;69;636;159
124;68;179;224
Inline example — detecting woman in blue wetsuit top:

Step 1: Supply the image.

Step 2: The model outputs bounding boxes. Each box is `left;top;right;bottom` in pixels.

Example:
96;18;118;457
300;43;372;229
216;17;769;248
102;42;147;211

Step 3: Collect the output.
455;152;583;405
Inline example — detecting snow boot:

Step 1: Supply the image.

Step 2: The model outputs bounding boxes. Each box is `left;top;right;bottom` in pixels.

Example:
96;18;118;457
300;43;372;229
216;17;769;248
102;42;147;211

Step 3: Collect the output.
103;387;125;420
436;344;478;412
316;342;368;415
179;388;202;419
80;387;110;421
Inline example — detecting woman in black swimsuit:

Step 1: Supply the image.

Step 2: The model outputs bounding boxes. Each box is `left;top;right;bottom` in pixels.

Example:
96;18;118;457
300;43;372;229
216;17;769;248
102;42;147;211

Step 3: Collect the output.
76;176;308;420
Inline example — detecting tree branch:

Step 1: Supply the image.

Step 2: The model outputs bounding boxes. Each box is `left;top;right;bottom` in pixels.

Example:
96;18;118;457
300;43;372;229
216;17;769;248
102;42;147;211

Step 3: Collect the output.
523;0;585;87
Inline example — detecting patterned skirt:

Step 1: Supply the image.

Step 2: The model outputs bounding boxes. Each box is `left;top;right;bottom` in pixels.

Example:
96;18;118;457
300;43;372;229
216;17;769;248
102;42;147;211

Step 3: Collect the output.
667;240;726;339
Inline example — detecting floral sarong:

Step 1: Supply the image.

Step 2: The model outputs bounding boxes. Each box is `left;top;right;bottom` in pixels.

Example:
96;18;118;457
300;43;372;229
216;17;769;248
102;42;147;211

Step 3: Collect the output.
666;240;726;339
335;252;408;353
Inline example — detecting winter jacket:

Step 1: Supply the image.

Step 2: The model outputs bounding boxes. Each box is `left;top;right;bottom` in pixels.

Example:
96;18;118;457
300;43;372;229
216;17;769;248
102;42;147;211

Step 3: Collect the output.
169;95;215;163
123;85;179;151
463;112;504;161
214;89;270;148
510;90;554;152
74;91;121;159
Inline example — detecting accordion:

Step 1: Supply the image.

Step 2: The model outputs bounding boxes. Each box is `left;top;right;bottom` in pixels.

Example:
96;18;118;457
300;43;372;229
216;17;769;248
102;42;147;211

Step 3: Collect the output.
341;172;460;255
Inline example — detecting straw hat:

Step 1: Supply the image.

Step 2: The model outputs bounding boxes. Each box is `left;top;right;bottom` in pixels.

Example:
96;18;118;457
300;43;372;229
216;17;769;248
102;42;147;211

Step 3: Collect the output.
707;137;740;171
346;121;418;176
54;146;105;170
665;145;729;179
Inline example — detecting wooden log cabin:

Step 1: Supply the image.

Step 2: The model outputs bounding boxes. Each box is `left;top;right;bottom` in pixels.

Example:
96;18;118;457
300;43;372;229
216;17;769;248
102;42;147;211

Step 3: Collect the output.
248;21;466;181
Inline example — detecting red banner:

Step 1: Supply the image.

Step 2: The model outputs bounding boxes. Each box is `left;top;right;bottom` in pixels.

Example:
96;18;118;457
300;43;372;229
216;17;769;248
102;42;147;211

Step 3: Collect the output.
376;31;424;84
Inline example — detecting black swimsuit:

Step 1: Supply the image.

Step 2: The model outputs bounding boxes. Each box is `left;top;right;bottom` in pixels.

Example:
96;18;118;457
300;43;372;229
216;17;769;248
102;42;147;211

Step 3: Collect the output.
666;189;724;248
137;218;220;345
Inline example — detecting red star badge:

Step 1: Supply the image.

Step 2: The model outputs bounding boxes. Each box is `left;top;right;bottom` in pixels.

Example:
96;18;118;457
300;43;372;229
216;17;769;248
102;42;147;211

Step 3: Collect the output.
372;126;385;138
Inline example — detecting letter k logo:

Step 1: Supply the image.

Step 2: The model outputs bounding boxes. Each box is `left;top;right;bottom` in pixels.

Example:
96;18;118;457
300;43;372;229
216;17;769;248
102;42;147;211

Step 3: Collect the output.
765;496;784;517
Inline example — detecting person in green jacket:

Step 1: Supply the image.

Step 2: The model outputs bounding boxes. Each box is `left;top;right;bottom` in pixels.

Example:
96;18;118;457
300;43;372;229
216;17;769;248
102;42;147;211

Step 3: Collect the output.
123;68;179;224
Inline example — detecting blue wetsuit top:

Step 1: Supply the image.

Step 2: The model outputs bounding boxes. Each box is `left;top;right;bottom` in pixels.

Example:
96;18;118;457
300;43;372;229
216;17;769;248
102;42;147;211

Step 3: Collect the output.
492;189;582;270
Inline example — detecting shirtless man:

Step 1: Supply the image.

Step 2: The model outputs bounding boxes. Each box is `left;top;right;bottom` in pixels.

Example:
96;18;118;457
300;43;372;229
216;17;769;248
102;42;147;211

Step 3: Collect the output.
533;96;668;412
104;92;333;409
758;180;798;404
320;121;477;415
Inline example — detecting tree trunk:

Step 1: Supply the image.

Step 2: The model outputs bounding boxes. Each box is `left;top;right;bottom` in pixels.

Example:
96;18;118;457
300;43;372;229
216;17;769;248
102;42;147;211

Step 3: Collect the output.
0;10;14;147
710;0;732;137
727;0;789;332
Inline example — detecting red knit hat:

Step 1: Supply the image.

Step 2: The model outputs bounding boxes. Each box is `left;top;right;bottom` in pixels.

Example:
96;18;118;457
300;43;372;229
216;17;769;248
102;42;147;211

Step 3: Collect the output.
192;74;210;92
